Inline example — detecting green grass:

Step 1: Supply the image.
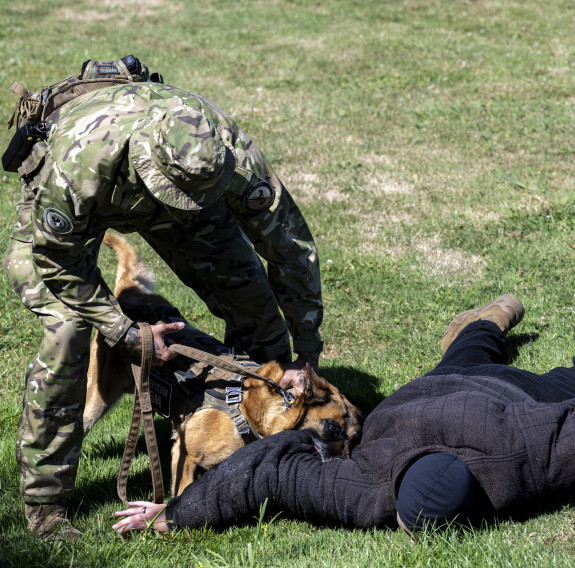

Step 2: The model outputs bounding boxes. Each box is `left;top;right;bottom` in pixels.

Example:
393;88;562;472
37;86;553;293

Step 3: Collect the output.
2;0;575;565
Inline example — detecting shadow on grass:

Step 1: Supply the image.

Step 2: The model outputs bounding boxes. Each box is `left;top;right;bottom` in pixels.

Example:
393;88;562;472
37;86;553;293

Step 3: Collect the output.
73;464;172;512
76;418;173;509
321;334;541;416
477;489;575;530
321;365;385;415
505;332;540;365
86;418;173;460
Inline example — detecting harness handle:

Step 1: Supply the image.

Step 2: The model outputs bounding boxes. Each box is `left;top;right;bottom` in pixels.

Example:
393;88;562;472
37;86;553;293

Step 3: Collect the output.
169;343;296;408
117;322;165;505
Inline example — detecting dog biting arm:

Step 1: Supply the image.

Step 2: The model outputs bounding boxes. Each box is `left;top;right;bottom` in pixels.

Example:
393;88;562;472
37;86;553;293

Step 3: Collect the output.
163;430;393;530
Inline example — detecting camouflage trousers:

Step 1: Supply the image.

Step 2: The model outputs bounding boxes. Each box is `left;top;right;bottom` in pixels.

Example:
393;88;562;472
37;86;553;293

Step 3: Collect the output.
3;199;291;504
3;237;91;504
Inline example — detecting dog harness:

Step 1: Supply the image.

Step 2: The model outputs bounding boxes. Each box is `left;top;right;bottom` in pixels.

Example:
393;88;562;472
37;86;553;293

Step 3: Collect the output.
149;345;263;444
117;307;295;505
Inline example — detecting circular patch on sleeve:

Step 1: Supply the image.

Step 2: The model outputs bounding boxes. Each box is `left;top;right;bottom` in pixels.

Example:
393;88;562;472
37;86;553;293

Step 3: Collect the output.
242;181;276;214
43;208;74;234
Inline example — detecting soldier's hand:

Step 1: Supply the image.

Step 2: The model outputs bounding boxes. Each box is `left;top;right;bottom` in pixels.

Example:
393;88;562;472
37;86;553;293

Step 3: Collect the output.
279;352;320;393
123;322;184;365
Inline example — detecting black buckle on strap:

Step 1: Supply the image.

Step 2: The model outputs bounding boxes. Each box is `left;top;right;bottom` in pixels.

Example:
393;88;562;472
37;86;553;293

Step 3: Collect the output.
222;345;251;361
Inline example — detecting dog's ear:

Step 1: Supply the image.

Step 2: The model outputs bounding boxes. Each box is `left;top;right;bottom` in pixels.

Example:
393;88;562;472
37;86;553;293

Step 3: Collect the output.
300;363;331;400
258;361;285;383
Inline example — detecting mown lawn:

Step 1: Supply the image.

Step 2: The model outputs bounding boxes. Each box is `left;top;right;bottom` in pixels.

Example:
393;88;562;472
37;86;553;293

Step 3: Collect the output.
1;1;575;566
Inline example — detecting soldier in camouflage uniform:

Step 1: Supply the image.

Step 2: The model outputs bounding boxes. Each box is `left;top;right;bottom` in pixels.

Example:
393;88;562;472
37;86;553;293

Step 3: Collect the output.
3;82;323;540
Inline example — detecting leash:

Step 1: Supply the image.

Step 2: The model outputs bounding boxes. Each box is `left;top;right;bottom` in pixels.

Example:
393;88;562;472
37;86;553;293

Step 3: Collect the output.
116;334;295;504
169;343;296;409
117;322;164;505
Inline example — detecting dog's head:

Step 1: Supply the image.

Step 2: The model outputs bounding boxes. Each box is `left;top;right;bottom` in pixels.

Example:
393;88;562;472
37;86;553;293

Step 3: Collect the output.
291;364;362;461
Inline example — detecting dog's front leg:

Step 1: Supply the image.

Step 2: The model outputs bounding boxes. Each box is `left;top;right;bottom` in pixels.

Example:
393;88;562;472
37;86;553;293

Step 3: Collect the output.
171;428;199;496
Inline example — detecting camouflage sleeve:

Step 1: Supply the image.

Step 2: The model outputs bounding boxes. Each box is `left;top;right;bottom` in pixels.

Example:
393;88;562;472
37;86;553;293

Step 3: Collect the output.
225;161;323;355
29;159;132;346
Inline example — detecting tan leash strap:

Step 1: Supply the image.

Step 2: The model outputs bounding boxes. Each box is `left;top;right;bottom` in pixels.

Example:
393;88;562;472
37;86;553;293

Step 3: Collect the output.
117;322;165;504
169;343;296;408
116;381;142;504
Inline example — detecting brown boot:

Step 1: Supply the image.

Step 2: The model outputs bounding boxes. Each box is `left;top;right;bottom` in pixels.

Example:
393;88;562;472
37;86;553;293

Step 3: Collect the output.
25;503;82;542
441;294;525;353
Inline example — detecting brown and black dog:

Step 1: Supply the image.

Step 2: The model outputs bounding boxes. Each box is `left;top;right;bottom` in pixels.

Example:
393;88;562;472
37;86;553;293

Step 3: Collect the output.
84;233;362;496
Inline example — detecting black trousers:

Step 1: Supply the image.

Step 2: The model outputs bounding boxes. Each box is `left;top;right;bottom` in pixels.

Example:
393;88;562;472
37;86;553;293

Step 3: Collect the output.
426;320;575;403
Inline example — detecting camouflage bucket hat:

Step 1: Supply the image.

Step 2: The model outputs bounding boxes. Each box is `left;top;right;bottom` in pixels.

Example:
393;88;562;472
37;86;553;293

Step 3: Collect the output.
130;103;235;211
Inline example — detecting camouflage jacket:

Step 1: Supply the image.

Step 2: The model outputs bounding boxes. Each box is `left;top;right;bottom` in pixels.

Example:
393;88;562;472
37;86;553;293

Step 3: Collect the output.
12;83;323;353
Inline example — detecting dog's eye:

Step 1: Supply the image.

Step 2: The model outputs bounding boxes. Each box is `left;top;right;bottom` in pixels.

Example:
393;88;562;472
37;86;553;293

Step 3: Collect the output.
323;419;342;439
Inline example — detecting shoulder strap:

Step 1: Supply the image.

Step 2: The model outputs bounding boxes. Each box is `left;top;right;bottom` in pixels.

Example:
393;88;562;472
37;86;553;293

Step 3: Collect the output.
10;81;30;98
7;54;157;130
117;323;165;504
3;54;161;173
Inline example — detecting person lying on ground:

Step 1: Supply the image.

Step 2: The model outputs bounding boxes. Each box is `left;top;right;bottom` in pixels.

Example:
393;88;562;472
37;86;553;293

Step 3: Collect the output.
114;294;575;535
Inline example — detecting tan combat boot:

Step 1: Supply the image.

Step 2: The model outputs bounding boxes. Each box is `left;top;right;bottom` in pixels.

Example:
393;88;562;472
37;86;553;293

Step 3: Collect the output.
441;294;525;353
25;503;82;542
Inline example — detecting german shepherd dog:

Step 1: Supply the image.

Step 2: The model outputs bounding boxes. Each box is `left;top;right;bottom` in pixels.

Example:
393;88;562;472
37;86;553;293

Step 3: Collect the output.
84;233;362;496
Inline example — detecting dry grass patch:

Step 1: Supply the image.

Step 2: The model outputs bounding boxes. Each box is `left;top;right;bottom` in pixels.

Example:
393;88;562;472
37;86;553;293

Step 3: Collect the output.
288;172;320;193
55;0;175;21
367;174;414;195
459;207;502;223
413;236;486;281
515;193;552;215
283;169;351;204
359;233;485;284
